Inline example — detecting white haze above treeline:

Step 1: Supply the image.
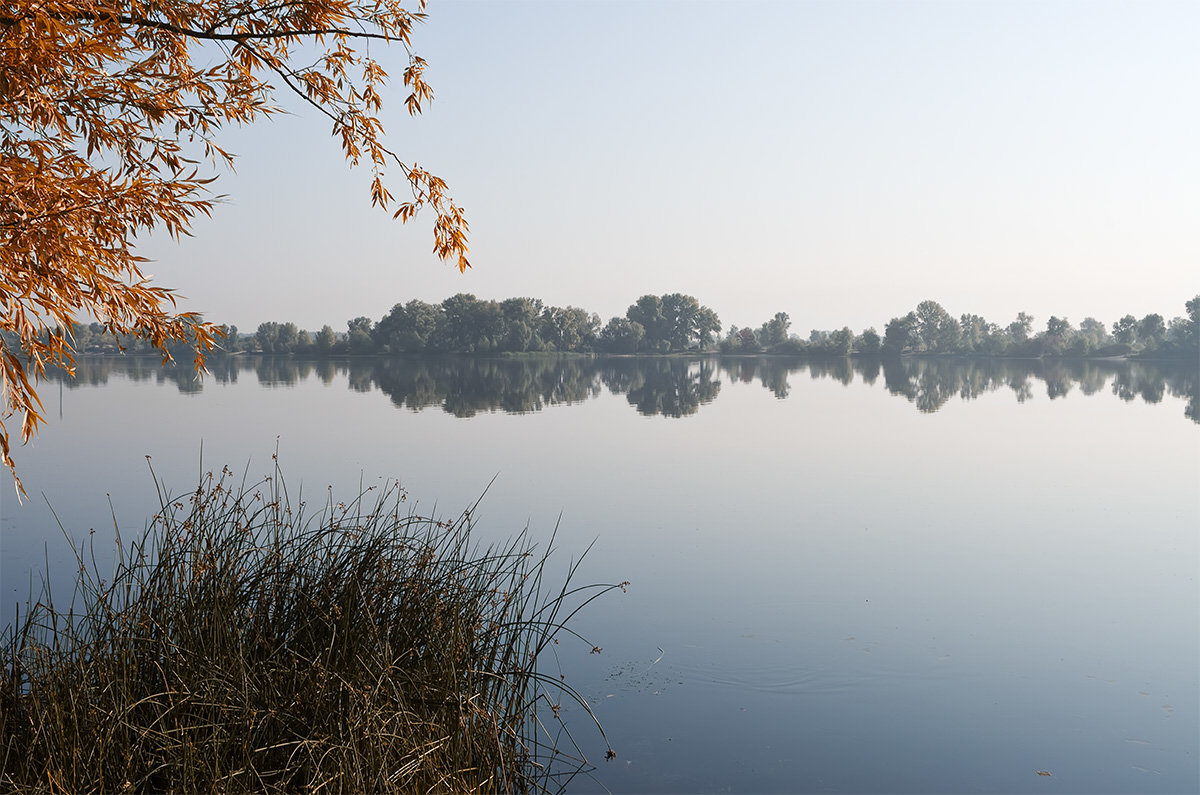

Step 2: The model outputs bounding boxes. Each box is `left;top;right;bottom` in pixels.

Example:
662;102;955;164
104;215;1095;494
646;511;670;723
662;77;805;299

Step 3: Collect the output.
140;1;1199;336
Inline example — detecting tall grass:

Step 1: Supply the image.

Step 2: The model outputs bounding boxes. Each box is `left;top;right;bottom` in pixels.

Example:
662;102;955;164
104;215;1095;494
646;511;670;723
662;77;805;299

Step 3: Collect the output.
1;460;625;792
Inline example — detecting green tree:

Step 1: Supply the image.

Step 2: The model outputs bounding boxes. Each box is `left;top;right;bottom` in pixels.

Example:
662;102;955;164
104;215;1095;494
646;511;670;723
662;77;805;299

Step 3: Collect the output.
829;326;854;357
914;300;960;353
295;330;314;354
720;326;760;354
256;322;280;354
1009;312;1034;344
1042;316;1073;356
540;306;599;352
376;300;441;352
1046;316;1072;337
660;293;699;350
431;293;502;352
1112;314;1138;345
856;327;881;356
347;317;375;354
69;322;94;352
695;306;722;351
1077;317;1109;352
1167;296;1200;353
958;314;989;353
599;317;645;354
315;325;337;355
1138;313;1166;351
434;294;482;351
757;312;791;349
659;293;718;351
277;322;299;353
882;312;917;355
498;297;544;352
626;295;668;351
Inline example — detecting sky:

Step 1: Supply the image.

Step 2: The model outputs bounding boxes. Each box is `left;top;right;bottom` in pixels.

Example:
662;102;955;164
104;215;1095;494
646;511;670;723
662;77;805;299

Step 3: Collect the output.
139;0;1199;337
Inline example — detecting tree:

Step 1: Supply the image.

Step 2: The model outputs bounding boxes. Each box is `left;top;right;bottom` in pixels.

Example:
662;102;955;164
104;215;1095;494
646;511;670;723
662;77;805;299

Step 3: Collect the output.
1168;296;1200;353
315;325;337;355
1046;316;1072;338
277;322;300;353
375;299;441;352
1137;313;1166;351
1;0;468;490
882;312;918;356
598;317;645;354
914;300;960;353
498;297;544;352
660;293;710;351
719;326;759;354
1042;316;1074;356
626;294;718;353
1077;317;1109;352
295;330;313;353
256;322;280;354
626;295;668;351
958;314;988;353
434;294;500;352
1008;312;1034;344
540;306;599;352
347;317;376;354
828;327;854;357
695;306;722;351
757;312;791;349
856;327;881;356
1112;315;1138;345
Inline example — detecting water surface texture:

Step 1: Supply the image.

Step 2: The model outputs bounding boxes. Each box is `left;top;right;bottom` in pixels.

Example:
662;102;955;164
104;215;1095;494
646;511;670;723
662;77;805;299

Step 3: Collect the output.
2;356;1196;794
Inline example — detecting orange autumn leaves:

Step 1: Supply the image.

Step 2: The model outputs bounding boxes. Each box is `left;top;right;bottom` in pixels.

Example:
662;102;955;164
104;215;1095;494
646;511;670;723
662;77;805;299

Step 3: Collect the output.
0;0;468;491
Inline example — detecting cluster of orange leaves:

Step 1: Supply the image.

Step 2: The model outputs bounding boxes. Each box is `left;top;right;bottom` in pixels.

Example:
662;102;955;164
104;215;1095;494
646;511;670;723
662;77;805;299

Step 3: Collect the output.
0;0;468;493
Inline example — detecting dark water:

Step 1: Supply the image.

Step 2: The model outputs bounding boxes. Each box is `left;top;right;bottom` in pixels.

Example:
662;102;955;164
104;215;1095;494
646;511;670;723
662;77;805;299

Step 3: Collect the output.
2;355;1197;793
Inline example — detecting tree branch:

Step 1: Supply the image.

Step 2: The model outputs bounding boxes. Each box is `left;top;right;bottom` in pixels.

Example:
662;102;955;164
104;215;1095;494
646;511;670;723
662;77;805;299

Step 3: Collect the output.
0;11;406;45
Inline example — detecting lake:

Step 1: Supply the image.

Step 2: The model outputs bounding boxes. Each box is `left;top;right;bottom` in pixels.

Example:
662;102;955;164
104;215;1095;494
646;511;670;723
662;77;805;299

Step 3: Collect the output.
2;354;1196;793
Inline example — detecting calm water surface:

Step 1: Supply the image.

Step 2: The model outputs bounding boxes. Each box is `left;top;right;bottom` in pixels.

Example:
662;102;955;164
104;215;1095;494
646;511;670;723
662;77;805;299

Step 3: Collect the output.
2;356;1196;794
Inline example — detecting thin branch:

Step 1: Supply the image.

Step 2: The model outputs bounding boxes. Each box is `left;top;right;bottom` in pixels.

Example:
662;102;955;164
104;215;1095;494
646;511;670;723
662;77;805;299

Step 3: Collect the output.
0;11;410;46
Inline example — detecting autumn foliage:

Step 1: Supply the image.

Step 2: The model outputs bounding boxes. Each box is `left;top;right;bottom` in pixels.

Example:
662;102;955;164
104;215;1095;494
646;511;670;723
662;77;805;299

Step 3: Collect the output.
0;0;468;490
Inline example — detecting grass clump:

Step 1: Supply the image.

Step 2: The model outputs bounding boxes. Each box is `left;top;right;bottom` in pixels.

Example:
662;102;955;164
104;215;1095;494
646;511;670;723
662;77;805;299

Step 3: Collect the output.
1;460;624;792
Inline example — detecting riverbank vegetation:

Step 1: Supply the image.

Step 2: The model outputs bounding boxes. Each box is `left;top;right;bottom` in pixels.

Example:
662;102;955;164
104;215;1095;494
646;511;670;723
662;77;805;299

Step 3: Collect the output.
1;463;623;792
41;295;1199;361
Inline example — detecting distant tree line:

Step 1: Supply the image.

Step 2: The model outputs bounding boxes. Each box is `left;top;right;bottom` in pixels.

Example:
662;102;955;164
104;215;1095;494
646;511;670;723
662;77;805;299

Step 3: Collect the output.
227;293;722;356
21;294;1198;361
720;297;1199;359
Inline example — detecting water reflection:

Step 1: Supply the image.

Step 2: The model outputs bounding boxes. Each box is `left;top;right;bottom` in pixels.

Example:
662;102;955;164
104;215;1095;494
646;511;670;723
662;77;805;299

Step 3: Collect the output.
51;355;1199;422
606;358;722;418
14;352;1200;794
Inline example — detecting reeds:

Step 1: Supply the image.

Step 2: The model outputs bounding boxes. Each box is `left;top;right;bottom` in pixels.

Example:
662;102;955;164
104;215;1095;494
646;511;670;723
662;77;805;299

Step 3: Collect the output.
1;460;624;792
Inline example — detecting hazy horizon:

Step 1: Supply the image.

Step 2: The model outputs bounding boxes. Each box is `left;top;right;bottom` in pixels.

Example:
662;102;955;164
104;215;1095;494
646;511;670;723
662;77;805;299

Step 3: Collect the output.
138;0;1198;336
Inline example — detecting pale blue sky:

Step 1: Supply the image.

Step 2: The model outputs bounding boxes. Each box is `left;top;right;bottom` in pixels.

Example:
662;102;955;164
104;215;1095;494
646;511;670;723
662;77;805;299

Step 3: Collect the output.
141;0;1198;336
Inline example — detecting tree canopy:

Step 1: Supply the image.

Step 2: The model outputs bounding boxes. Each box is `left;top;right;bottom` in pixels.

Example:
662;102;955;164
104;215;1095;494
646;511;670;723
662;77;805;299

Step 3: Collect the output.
0;0;466;490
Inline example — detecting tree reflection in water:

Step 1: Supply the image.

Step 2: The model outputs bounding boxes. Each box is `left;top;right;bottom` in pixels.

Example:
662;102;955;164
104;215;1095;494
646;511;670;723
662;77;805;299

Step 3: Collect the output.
606;358;721;418
44;354;1199;423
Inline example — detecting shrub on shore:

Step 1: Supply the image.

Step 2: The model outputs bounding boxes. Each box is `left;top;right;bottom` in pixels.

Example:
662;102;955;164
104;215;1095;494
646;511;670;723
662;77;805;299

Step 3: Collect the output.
1;462;623;792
